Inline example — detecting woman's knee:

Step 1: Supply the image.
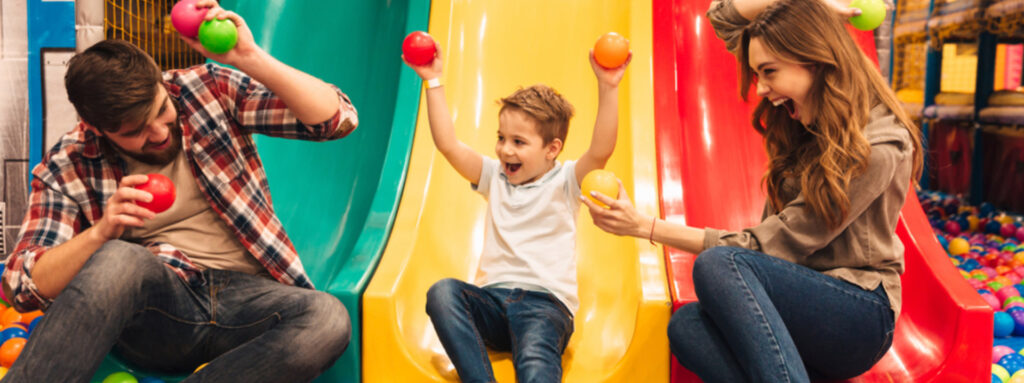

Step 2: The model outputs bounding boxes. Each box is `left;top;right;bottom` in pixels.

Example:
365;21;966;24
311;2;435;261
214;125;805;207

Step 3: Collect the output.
692;246;739;290
667;303;702;358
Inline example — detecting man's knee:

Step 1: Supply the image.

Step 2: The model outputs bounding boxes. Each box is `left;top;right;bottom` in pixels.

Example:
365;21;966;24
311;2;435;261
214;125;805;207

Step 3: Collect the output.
72;240;166;299
300;292;351;355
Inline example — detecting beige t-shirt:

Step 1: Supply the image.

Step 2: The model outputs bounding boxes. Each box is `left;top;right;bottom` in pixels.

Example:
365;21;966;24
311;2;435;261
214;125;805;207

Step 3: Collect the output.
122;150;266;275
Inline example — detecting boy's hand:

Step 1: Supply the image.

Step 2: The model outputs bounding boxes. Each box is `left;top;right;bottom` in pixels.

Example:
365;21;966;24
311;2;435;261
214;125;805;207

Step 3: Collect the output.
591;49;632;88
402;41;444;81
179;0;263;69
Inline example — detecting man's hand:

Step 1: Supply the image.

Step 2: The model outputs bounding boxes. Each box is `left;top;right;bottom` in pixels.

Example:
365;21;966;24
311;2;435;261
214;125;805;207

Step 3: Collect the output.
178;0;263;69
92;174;156;241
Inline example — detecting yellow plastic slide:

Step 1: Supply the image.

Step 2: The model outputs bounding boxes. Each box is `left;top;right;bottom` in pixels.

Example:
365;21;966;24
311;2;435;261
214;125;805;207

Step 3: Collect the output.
362;0;669;381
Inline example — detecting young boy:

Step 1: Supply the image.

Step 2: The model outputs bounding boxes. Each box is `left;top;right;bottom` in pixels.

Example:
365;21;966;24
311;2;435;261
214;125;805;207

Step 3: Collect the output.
403;43;630;382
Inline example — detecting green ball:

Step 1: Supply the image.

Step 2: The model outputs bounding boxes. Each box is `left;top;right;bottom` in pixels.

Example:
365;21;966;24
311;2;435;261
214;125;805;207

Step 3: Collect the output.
198;19;238;54
848;0;886;31
990;281;1006;291
102;372;138;383
1005;295;1024;307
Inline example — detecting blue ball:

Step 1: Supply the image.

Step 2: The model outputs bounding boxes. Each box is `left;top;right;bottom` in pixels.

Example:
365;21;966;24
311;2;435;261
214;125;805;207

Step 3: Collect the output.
957;216;970;232
996;311;1016;337
1000;353;1024;374
988;220;1004;234
28;315;41;333
938;236;950;250
1009;309;1024;336
0;328;27;344
981;202;995;217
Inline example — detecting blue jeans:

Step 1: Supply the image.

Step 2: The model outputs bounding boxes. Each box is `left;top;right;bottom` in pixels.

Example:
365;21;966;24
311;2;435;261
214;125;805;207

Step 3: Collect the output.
425;278;574;383
4;240;351;383
669;246;895;383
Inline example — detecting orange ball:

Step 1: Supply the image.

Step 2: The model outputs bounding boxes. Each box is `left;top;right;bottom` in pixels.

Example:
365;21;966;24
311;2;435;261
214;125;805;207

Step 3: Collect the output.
0;309;21;329
19;311;42;326
0;338;26;367
593;32;629;69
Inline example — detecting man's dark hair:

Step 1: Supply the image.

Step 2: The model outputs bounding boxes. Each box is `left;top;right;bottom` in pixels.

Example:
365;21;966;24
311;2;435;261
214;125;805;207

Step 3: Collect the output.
65;39;163;133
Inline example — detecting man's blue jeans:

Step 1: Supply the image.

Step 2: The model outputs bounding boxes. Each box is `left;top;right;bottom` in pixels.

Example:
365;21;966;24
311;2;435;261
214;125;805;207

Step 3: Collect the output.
425;278;574;383
669;246;895;383
4;240;351;382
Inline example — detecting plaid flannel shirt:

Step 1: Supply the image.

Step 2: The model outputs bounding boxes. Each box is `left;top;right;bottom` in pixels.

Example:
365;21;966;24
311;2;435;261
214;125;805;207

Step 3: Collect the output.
4;63;358;311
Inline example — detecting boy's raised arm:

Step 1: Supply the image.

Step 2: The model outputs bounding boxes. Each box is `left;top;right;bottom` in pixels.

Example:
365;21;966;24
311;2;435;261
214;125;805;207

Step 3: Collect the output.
403;44;484;184
575;51;631;185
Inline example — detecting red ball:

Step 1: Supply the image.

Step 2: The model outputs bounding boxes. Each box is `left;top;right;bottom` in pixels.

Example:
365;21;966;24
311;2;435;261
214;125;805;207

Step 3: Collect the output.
1002;223;1017;239
135;174;176;213
402;31;436;66
944;220;962;236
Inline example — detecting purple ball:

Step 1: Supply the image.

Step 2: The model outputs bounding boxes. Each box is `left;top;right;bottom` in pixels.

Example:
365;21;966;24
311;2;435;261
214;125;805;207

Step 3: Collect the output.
1009;309;1024;336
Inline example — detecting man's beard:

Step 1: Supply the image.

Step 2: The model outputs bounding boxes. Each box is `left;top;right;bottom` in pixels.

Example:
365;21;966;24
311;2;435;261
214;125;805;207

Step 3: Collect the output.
119;121;184;166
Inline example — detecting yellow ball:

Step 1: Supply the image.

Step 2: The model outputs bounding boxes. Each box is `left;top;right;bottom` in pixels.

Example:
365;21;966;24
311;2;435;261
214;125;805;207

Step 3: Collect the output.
996;364;1011;383
581;170;619;208
1010;369;1024;383
948;238;970;256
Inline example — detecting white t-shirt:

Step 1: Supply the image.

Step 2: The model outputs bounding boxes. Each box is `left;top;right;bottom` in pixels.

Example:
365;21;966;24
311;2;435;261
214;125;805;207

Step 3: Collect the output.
473;157;582;313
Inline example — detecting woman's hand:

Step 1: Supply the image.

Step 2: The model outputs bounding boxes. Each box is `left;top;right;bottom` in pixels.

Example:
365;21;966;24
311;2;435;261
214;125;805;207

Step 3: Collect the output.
581;181;650;238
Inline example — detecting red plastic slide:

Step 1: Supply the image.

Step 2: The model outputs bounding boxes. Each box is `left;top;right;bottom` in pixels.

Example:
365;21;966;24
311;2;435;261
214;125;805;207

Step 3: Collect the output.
652;0;992;381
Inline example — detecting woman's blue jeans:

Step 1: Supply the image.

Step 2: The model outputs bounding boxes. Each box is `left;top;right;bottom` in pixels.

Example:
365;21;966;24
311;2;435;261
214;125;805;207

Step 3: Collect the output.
669;246;895;383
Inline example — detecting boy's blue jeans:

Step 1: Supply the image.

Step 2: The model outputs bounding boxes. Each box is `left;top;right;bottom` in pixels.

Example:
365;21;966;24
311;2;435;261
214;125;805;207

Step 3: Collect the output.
669;246;895;383
426;278;574;383
4;240;351;383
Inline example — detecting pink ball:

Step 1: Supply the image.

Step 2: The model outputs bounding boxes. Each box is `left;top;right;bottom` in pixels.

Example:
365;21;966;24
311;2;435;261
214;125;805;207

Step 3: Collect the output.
998;286;1021;301
995;345;1016;363
1017;227;1024;242
983;267;1000;278
171;0;208;38
983;293;1003;310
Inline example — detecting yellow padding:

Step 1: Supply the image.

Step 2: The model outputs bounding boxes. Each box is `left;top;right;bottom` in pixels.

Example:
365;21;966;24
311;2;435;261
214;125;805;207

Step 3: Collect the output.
988;90;1024;106
897;89;925;104
935;92;975;105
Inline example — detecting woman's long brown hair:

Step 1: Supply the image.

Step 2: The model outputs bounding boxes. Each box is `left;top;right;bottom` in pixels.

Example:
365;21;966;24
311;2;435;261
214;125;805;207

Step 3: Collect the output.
737;0;923;229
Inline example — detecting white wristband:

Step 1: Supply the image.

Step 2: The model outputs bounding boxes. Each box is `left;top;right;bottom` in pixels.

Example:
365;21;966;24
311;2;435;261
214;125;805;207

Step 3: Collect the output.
426;78;442;89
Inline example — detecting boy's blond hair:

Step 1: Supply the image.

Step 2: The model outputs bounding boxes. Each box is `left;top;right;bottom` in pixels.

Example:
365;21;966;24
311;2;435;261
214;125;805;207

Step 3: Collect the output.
498;85;574;144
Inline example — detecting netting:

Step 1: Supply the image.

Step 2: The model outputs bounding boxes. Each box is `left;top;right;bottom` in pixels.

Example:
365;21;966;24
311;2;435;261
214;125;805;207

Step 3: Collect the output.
105;0;204;70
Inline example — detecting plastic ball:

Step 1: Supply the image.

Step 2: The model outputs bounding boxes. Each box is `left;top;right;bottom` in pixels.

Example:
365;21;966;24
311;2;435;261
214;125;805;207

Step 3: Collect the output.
945;220;963;236
0;309;21;329
102;372;138;383
581;169;619;208
997;311;1016;337
1011;370;1024;383
997;346;1017;363
0;328;26;345
950;238;971;255
848;0;886;30
999;286;1021;301
1011;309;1024;336
984;293;1003;310
0;338;25;367
990;221;1006;235
135;174;176;213
402;31;436;66
27;317;41;334
198;19;238;55
1001;353;1024;374
997;364;1013;382
1006;224;1021;241
170;0;207;38
593;32;630;68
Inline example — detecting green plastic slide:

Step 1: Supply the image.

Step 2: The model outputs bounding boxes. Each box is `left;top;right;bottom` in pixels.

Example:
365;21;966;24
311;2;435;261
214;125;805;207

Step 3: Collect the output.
90;0;427;381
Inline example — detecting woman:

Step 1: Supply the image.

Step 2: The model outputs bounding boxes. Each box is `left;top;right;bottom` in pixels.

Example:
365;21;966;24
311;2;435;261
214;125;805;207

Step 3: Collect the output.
581;0;922;381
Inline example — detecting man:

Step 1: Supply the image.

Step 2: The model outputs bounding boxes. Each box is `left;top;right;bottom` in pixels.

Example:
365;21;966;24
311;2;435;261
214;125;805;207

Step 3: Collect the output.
3;3;357;381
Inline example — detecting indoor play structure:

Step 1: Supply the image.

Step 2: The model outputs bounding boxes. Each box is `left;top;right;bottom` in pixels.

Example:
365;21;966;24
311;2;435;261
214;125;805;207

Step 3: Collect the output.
13;0;1002;381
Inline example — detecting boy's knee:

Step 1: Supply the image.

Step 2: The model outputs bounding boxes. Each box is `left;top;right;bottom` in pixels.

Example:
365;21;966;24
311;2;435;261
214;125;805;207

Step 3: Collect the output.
425;278;462;314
